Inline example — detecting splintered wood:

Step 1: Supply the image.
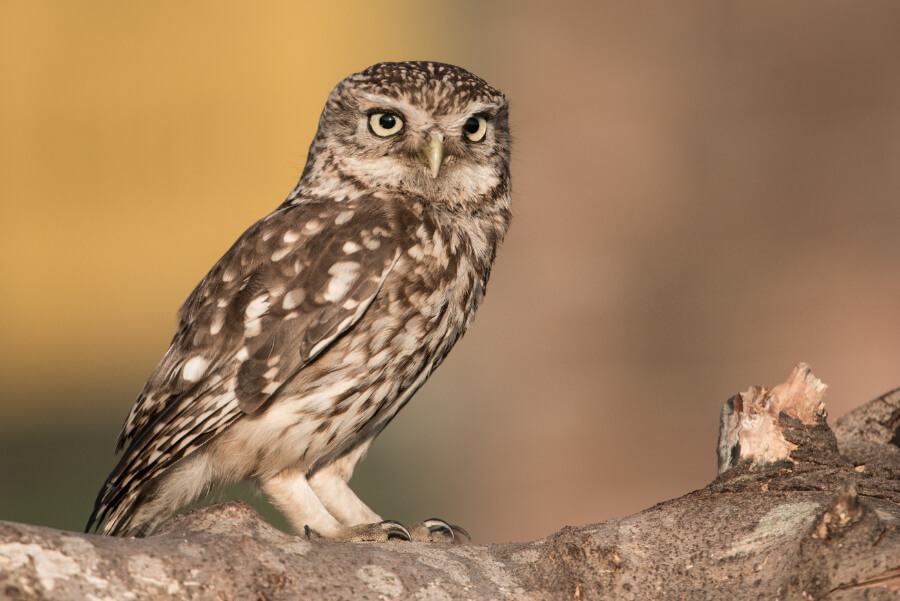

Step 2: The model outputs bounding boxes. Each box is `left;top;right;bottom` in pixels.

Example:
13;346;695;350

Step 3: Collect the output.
717;362;828;474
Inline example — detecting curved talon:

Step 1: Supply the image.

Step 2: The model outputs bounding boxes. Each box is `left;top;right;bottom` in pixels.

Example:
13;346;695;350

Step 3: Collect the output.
304;521;410;542
381;520;411;541
449;524;471;542
418;518;471;543
422;518;454;538
428;519;470;542
304;519;461;543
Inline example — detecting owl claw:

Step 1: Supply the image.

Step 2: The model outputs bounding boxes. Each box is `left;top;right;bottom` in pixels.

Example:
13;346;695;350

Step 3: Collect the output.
381;520;412;541
449;523;471;542
303;518;467;543
409;518;470;543
305;520;410;542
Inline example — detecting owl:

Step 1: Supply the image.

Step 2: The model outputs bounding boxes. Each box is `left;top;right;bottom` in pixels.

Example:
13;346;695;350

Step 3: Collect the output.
86;61;511;542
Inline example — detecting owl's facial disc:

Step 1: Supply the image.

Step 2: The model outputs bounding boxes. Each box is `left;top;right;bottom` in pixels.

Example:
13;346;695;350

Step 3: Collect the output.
417;132;445;178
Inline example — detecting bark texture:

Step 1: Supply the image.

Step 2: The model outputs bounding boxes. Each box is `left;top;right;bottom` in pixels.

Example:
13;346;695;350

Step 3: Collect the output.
2;364;899;600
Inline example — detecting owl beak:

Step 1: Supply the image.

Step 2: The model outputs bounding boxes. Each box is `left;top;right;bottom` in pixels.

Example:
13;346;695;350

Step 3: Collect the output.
417;132;445;178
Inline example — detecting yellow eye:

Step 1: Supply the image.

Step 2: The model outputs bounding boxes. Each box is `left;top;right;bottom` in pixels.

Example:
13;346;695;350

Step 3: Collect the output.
463;116;487;142
369;112;404;137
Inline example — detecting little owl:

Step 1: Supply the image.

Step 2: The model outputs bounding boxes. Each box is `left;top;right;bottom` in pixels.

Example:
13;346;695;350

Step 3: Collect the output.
86;61;511;542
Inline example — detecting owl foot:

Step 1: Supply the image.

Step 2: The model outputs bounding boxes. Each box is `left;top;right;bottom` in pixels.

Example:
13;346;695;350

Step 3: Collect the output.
304;520;410;542
303;518;469;543
408;518;470;543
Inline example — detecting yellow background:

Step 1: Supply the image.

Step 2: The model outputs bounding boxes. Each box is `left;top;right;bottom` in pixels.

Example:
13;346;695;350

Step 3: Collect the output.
2;1;900;543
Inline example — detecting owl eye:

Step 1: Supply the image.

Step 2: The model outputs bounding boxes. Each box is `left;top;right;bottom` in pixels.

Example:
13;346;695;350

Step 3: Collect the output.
463;116;487;142
369;112;404;137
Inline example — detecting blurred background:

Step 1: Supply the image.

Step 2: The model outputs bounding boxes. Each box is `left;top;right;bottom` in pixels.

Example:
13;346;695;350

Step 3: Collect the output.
2;1;899;544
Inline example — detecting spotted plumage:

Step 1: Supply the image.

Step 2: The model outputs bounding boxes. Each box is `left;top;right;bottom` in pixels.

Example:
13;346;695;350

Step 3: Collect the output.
87;61;510;541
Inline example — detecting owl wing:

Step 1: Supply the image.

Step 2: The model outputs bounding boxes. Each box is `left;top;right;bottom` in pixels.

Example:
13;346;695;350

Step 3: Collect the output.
89;198;402;532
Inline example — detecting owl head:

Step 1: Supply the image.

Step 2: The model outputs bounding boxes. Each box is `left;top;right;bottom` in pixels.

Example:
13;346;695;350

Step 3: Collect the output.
296;61;510;211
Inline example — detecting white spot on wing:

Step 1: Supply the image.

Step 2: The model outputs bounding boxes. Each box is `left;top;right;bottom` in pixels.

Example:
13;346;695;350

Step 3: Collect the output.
245;319;262;337
283;288;306;310
283;230;300;243
245;295;270;319
182;357;209;382
271;246;291;262
342;241;362;254
323;261;359;302
335;210;354;225
210;313;225;335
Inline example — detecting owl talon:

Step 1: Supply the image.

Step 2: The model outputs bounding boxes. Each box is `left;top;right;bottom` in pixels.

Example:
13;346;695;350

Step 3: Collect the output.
409;518;470;543
306;520;411;542
449;524;471;542
381;520;412;541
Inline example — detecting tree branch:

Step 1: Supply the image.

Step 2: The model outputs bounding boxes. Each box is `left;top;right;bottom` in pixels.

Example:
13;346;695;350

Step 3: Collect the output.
3;363;899;600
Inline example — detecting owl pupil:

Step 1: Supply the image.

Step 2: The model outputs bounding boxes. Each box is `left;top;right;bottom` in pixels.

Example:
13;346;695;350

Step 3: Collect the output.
464;117;480;134
379;114;396;129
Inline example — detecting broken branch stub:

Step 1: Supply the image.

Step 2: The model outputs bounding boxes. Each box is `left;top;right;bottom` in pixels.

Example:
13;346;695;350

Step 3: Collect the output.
717;362;829;474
